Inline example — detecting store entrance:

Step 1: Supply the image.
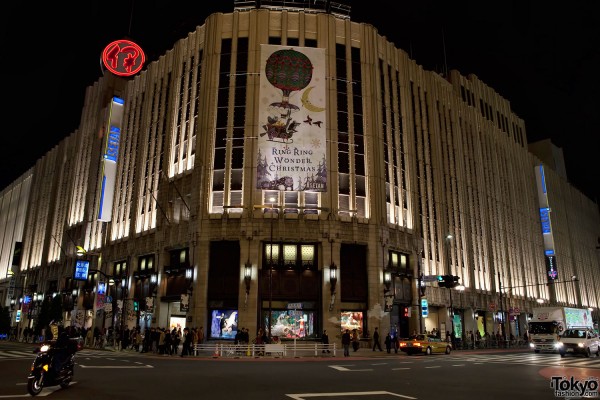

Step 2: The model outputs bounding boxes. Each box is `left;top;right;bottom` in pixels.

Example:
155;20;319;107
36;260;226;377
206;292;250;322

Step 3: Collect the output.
169;315;186;330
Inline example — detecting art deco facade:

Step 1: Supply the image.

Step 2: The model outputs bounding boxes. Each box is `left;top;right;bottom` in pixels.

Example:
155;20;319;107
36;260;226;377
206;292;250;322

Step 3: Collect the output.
1;3;599;341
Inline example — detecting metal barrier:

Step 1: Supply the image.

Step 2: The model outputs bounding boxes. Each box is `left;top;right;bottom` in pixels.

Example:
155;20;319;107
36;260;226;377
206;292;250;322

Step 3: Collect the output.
192;342;338;358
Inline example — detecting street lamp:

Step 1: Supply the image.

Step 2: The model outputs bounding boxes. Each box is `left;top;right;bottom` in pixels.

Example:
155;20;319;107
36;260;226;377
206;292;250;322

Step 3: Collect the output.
571;275;578;306
444;234;453;323
268;196;276;339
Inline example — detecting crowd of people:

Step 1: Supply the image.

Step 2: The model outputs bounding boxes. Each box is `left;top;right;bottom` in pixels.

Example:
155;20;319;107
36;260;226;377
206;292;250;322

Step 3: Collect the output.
13;324;205;356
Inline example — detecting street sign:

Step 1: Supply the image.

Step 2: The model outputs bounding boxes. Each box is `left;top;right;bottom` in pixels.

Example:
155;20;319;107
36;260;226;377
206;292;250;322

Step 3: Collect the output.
73;260;90;281
421;298;429;318
287;302;302;310
422;275;440;282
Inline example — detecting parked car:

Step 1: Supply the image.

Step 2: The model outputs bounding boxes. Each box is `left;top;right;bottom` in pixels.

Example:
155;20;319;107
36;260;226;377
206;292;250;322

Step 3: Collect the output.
557;328;600;357
398;334;452;355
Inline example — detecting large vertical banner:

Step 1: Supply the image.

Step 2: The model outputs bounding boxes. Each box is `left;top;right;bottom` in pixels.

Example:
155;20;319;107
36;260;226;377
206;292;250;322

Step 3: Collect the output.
97;96;125;221
534;164;558;281
257;45;327;192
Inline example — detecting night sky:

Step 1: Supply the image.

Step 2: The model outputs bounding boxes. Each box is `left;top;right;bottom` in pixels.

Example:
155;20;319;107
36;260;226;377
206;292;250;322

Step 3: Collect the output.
3;1;599;201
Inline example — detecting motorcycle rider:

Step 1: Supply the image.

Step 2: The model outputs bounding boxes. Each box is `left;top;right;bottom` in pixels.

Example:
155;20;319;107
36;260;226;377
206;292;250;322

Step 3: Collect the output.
51;330;72;375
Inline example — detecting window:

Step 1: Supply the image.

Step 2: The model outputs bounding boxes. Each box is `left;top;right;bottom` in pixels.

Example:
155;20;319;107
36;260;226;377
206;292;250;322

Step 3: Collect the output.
263;243;317;271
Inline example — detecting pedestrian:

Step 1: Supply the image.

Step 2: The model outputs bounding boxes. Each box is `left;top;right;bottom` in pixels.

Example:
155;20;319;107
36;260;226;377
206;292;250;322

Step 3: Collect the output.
198;326;204;344
181;327;193;357
342;329;351;357
322;330;330;353
372;327;383;351
158;328;166;354
164;328;173;355
255;328;264;355
171;327;180;355
384;332;392;353
351;329;360;352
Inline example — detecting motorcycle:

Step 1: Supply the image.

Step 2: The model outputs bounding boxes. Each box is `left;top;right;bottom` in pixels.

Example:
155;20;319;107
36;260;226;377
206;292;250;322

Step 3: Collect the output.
27;340;78;396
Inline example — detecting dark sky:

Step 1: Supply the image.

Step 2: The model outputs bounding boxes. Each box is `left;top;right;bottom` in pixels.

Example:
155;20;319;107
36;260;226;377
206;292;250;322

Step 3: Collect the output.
3;1;599;201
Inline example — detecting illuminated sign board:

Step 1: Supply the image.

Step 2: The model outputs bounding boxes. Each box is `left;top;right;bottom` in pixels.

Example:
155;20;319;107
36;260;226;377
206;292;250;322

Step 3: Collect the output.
539;207;551;234
534;164;556;269
101;39;145;77
74;260;90;281
421;298;429;318
15;310;21;322
545;255;558;280
98;282;107;296
97;97;125;221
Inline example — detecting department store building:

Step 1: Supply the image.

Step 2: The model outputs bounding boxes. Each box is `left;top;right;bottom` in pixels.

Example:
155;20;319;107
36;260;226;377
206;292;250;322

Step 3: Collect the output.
1;1;599;343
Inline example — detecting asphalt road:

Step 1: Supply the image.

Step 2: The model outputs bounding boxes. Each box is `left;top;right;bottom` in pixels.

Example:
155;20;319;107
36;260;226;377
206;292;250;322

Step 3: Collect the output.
1;342;599;399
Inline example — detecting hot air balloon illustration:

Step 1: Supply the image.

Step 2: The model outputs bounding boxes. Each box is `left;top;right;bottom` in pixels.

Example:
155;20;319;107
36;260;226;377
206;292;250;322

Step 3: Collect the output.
261;48;313;143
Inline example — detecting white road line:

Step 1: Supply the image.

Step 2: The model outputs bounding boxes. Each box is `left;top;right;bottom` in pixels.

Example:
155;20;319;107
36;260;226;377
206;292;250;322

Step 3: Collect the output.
392;367;411;370
451;364;465;366
78;364;153;368
329;365;373;371
286;391;416;399
424;366;441;368
0;382;76;398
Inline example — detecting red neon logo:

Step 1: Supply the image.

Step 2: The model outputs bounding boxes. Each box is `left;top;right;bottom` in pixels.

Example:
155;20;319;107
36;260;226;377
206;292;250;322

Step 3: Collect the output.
102;39;145;77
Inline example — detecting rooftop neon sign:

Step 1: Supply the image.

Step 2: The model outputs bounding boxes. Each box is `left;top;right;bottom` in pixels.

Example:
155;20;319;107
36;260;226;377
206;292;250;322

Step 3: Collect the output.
102;39;145;77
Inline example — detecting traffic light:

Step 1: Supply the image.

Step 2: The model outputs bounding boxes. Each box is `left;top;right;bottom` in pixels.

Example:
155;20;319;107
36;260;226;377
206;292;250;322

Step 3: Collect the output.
133;300;139;312
437;275;449;288
451;275;460;287
437;275;460;288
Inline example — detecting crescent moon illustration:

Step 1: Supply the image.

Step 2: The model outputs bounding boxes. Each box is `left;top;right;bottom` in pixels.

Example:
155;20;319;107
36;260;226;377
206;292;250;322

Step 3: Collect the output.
301;86;325;113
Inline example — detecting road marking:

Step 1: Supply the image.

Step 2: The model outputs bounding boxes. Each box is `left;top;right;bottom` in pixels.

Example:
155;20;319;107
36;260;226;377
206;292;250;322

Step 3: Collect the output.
286;391;416;399
424;366;441;368
392;367;410;370
329;365;373;371
78;364;154;368
451;364;465;366
0;382;76;398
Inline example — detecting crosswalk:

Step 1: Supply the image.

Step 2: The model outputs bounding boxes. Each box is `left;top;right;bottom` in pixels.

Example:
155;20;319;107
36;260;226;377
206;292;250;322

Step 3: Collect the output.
0;348;136;360
443;352;600;369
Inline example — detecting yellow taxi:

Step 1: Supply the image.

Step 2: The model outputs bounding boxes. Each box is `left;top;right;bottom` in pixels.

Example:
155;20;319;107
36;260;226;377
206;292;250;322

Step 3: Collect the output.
398;334;452;355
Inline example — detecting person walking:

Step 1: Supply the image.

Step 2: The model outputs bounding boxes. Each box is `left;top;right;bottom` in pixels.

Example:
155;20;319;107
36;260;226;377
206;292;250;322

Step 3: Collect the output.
322;330;330;353
181;327;193;357
342;329;351;357
198;326;204;344
372;327;383;351
384;332;393;353
351;329;360;352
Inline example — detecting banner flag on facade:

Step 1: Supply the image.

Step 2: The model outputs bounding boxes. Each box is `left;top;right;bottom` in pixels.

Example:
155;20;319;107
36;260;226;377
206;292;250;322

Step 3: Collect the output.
257;45;327;192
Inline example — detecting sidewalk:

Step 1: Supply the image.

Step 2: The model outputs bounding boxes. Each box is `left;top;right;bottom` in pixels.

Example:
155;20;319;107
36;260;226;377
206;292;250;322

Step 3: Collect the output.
3;339;532;360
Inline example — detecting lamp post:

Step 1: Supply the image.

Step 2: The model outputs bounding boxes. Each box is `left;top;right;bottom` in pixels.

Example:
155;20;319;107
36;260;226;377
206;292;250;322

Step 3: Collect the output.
571;275;578;307
444;233;453;333
268;196;276;339
244;261;252;308
89;269;114;340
